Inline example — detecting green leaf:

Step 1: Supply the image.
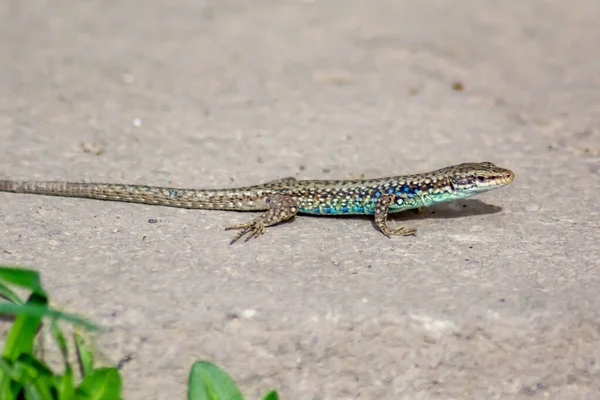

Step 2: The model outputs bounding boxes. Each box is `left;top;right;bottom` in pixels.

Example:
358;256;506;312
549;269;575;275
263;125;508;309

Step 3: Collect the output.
0;382;17;400
13;355;55;400
75;332;95;378
0;358;16;379
52;321;75;400
0;358;20;400
58;364;75;400
33;375;57;400
0;302;99;331
15;353;54;378
188;361;243;400
51;320;69;362
0;267;46;297
23;384;45;400
76;367;122;400
22;374;56;400
0;282;23;305
2;293;46;361
262;390;279;400
0;268;46;396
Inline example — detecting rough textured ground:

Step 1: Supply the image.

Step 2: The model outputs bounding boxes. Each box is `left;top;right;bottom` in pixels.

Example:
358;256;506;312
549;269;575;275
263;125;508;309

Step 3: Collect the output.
1;0;599;399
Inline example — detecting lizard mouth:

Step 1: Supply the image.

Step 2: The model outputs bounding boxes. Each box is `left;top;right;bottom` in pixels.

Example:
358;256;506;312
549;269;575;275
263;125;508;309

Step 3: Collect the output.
495;169;515;185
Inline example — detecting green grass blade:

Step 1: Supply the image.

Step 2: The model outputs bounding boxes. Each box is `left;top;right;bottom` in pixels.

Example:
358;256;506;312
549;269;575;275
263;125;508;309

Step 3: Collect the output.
0;358;16;379
0;282;23;305
23;384;44;400
74;332;95;378
0;358;19;400
0;267;46;297
12;355;55;400
14;354;54;399
0;383;17;400
0;267;46;397
262;390;279;400
51;320;75;399
15;353;54;378
58;364;75;400
51;320;69;361
75;367;122;400
0;303;99;331
2;293;46;361
188;361;244;400
31;375;56;400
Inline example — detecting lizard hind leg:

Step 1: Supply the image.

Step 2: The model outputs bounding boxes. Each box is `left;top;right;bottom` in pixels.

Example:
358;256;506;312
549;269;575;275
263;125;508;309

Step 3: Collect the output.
374;194;417;238
224;194;299;244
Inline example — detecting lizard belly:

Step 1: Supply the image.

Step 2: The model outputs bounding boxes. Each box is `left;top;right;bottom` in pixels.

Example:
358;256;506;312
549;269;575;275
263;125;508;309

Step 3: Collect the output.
297;199;377;215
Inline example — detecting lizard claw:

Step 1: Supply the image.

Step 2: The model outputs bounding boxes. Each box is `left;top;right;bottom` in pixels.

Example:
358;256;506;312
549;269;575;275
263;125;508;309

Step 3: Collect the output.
225;221;267;245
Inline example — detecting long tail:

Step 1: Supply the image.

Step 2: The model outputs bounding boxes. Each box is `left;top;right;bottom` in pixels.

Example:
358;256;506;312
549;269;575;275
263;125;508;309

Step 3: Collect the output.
0;180;266;211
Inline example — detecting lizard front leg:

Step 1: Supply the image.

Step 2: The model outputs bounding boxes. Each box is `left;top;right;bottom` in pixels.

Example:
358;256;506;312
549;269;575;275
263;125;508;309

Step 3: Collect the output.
225;194;299;244
374;194;417;238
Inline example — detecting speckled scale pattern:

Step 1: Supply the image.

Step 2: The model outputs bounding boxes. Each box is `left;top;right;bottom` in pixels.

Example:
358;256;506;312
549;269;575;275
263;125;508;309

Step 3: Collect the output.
0;162;515;243
281;178;428;215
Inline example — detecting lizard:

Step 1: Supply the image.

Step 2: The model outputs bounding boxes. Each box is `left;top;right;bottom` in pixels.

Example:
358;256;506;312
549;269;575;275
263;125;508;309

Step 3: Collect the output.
0;162;514;244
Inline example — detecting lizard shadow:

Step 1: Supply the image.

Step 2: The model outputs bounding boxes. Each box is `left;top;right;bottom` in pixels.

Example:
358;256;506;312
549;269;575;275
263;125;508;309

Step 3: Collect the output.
394;199;504;221
382;198;504;235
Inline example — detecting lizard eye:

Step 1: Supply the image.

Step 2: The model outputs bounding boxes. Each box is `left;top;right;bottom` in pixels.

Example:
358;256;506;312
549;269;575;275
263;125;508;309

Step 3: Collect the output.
476;176;486;182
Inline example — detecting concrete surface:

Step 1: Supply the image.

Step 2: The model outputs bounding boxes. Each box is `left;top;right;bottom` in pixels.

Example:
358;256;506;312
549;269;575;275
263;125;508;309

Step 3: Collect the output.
1;0;599;399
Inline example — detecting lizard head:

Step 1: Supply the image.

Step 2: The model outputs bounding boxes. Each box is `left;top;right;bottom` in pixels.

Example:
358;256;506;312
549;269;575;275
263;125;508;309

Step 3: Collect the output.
447;162;514;197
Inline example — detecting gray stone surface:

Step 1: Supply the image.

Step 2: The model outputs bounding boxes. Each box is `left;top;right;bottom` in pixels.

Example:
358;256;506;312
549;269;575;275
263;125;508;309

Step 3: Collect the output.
1;0;599;398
